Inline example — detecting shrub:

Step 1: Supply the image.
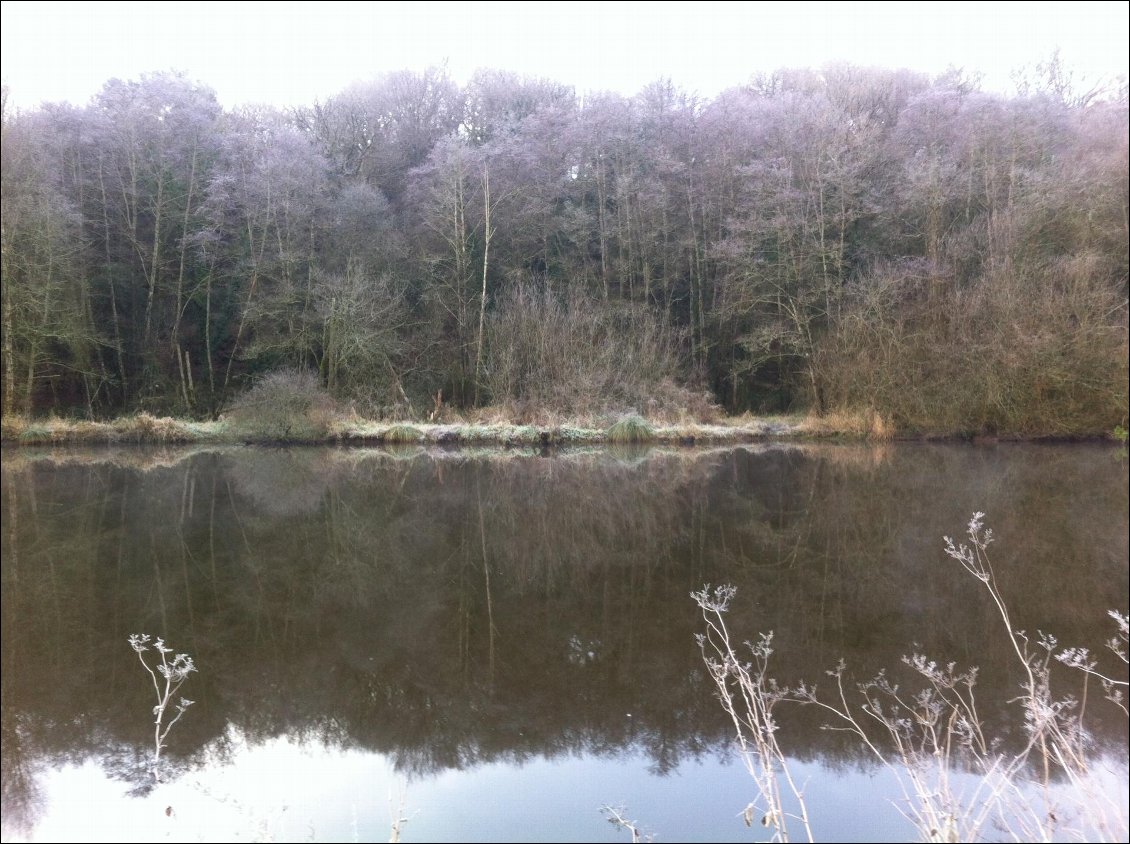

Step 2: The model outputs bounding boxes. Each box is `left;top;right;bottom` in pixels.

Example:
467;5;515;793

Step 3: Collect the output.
816;263;1129;436
225;369;337;442
484;288;708;422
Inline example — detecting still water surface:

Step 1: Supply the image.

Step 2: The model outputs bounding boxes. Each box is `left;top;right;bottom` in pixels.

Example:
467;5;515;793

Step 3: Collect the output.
2;443;1127;842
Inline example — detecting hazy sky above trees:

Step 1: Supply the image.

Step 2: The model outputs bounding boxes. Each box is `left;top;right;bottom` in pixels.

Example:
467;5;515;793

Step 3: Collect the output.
2;0;1126;109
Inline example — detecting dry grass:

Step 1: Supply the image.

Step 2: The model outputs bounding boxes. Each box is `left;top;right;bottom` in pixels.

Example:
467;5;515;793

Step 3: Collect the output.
0;410;955;448
112;413;200;443
1;413;216;445
381;424;423;444
606;415;657;444
798;409;895;441
1;415;31;441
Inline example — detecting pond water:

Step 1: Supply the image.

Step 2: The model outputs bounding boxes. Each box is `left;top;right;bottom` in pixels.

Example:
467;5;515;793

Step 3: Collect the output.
2;443;1127;842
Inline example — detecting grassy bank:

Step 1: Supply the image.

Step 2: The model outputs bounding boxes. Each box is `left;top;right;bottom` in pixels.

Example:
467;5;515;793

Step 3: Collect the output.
2;410;1122;448
0;411;806;447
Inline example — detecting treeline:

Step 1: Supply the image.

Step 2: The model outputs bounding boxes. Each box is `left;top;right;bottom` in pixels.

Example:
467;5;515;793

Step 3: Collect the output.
2;64;1127;432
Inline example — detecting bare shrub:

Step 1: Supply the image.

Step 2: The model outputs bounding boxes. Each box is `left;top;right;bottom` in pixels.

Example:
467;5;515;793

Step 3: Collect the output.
225;369;337;441
311;265;414;417
484;287;710;422
817;263;1129;436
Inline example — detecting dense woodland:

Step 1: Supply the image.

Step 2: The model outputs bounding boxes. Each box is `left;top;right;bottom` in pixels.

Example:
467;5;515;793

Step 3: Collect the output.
2;63;1127;433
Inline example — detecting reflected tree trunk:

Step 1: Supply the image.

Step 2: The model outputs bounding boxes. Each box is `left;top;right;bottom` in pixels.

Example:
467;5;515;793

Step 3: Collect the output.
478;480;496;688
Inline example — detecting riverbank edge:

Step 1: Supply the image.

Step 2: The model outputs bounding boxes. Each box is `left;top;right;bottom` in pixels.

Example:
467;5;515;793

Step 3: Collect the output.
1;412;1122;447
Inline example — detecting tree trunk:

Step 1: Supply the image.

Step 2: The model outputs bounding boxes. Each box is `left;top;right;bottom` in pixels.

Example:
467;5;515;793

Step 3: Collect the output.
98;160;129;403
473;166;492;407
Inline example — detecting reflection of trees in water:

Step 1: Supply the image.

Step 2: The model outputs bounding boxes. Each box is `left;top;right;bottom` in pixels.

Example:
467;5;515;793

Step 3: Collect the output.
1;444;1126;828
1;714;45;838
227;448;345;518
